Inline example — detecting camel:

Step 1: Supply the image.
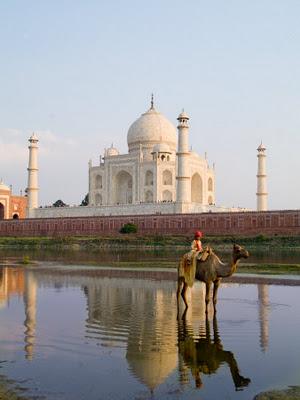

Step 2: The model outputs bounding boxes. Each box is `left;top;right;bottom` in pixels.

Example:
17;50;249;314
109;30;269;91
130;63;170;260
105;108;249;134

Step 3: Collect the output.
177;244;249;312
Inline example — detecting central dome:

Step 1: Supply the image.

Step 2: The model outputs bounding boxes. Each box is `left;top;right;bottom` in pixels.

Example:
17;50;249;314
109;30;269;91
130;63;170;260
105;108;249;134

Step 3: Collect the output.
127;106;177;153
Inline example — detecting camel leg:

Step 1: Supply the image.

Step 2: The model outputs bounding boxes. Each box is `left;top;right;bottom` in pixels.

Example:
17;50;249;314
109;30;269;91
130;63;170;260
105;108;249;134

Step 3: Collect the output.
177;278;183;304
213;279;221;313
181;282;189;309
205;281;211;313
177;278;188;319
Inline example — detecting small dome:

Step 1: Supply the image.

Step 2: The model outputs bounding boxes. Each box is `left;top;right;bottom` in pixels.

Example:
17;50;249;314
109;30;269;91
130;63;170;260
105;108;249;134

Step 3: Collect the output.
152;143;171;153
105;144;119;157
190;150;201;159
0;180;10;192
127;105;177;153
177;110;189;120
29;132;38;141
257;142;266;152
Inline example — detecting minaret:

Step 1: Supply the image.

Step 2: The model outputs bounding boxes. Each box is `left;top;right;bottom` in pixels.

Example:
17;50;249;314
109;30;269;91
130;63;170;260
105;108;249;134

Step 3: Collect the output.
26;133;39;217
176;111;191;212
256;142;267;211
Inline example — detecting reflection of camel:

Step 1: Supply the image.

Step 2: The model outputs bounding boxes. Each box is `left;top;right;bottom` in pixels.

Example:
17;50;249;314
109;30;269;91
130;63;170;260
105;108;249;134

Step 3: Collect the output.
178;311;251;390
177;244;249;312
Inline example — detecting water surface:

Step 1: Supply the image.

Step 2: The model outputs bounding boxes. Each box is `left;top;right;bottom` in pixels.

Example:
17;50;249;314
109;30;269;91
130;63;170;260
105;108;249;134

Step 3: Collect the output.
0;262;300;400
1;246;300;266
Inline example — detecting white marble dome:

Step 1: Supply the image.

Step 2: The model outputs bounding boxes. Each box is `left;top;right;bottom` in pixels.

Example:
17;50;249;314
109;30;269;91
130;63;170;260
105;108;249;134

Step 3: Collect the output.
105;144;119;157
177;110;189;120
127;106;177;153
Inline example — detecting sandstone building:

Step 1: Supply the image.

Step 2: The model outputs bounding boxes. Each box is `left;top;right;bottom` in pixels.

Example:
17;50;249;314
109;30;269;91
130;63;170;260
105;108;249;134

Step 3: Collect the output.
0;180;27;220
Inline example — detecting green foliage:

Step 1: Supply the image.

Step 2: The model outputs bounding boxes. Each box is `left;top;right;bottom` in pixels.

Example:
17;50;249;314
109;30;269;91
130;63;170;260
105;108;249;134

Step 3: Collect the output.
80;194;89;206
254;234;268;242
119;223;138;234
52;199;67;207
22;255;30;264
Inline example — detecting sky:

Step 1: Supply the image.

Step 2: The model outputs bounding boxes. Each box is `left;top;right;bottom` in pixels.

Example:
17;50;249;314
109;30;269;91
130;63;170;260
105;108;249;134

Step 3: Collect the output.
0;0;299;210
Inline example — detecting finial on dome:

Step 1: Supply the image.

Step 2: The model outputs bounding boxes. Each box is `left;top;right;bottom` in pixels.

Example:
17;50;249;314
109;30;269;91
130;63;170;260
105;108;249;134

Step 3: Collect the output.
29;132;38;142
257;141;266;152
150;93;154;110
177;109;189;121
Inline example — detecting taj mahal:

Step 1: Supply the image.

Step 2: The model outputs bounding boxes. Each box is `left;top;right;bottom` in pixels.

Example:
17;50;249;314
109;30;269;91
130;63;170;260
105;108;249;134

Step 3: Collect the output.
88;97;216;214
1;97;268;219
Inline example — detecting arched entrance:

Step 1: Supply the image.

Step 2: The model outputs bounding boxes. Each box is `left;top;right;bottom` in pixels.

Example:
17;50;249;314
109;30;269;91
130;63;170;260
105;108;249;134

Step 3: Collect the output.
163;170;172;185
191;173;203;203
162;190;172;202
95;193;102;206
145;190;153;203
145;170;153;186
0;203;4;220
114;171;133;204
95;175;102;189
13;213;19;220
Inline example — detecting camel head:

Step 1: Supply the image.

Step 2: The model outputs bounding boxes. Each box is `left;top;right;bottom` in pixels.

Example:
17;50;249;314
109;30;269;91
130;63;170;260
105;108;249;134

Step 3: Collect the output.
233;244;249;260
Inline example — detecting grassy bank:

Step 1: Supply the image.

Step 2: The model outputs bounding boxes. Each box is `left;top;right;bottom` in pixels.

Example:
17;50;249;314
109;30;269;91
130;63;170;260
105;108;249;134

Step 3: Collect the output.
0;375;30;400
254;386;300;400
0;234;300;251
1;234;300;276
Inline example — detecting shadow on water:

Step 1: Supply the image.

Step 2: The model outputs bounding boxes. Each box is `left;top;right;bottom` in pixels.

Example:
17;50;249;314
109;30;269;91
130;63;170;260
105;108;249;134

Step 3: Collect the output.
177;310;251;391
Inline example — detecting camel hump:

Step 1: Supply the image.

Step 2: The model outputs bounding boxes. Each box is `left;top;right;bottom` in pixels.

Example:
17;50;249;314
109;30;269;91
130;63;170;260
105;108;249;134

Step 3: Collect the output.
197;246;213;262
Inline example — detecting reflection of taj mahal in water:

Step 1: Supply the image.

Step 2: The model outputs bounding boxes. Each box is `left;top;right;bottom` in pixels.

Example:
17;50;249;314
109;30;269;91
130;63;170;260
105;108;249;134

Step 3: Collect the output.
0;267;271;392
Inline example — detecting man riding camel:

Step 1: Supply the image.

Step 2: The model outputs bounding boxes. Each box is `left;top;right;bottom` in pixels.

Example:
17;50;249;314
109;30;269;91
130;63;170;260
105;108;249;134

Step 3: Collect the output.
191;230;203;253
187;231;204;265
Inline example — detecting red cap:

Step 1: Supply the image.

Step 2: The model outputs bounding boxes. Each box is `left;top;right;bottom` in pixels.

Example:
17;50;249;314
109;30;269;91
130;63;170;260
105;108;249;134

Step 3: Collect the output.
194;231;203;238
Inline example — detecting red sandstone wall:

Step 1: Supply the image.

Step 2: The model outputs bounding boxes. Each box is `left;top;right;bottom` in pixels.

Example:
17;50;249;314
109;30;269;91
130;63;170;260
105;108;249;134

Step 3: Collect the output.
0;210;299;237
9;196;27;219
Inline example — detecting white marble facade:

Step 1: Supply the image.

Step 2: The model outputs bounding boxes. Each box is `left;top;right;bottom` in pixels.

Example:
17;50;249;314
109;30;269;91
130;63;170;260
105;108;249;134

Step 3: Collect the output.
32;99;249;219
88;100;215;210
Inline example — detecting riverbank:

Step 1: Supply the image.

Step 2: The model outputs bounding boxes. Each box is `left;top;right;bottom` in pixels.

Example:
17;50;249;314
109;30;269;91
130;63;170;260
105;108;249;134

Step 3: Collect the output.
1;256;300;276
0;375;30;400
1;234;300;251
1;234;300;276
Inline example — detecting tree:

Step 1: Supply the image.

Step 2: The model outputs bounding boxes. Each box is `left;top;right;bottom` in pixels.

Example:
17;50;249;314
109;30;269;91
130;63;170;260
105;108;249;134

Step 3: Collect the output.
53;199;67;207
119;223;137;234
80;193;89;206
